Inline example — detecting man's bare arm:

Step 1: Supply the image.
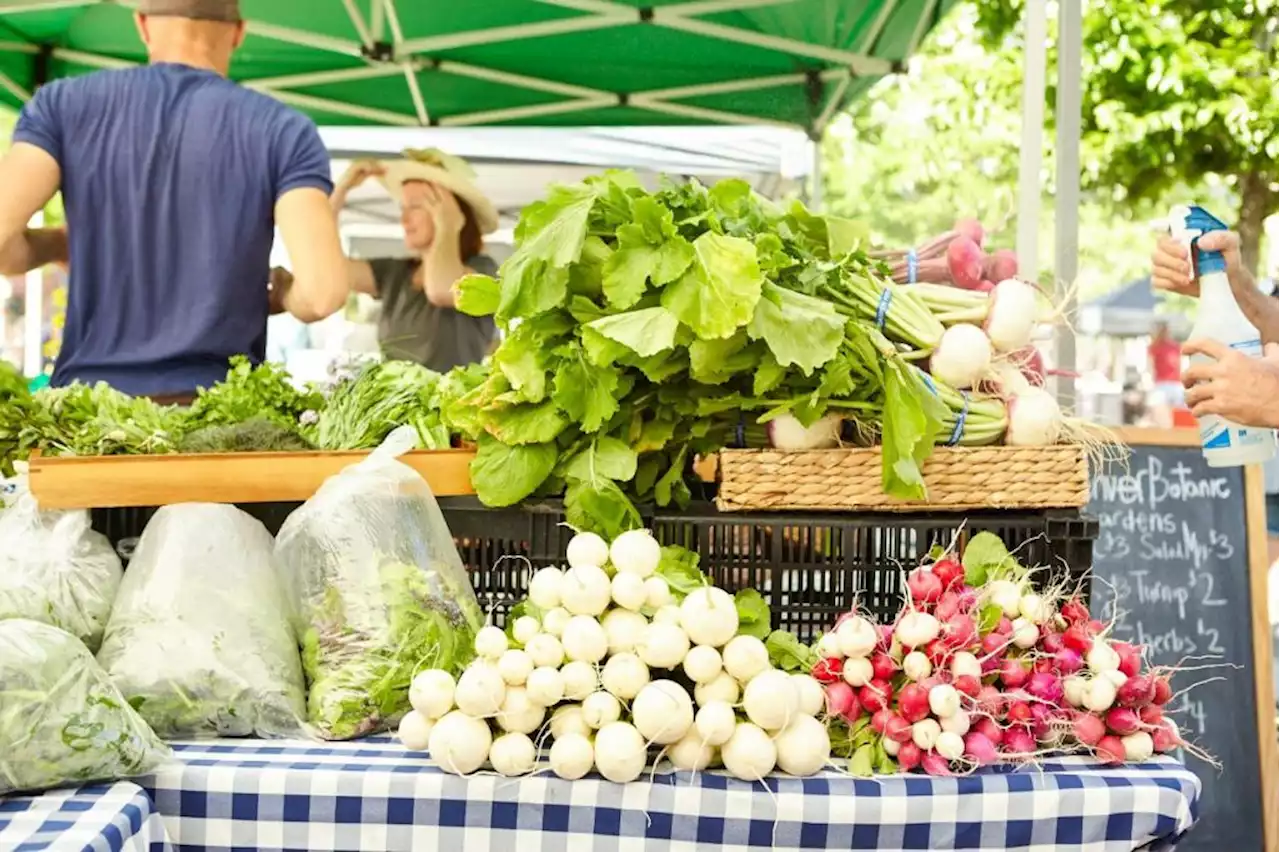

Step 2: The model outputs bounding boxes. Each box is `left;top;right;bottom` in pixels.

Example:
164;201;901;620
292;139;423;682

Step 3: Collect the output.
0;143;64;275
274;187;350;322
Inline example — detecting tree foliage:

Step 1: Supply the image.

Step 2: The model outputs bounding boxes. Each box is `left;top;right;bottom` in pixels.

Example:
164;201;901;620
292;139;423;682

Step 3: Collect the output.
822;5;1169;299
972;0;1278;272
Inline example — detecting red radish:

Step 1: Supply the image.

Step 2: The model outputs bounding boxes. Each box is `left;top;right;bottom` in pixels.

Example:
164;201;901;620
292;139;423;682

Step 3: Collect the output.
996;617;1014;636
1151;723;1180;753
1000;658;1030;689
1095;735;1126;764
858;679;891;714
981;633;1006;657
897;741;923;771
1072;711;1106;746
953;674;981;699
871;653;897;681
1061;598;1090;625
908;569;943;605
1033;657;1056;675
921;750;953;776
1087;620;1106;636
1114;643;1142;678
1063;624;1091;653
924;639;951;665
877;624;894;651
942;615;978;650
963;731;999;765
973;716;1004;745
976;686;1003;717
871;708;894;734
1151;676;1172;706
1029;702;1053;727
947;236;984;289
1105;707;1141;736
1010;346;1046;387
898;683;931;724
953;218;985;247
1138;704;1164;727
825;681;856;717
1055;648;1084;674
1041;631;1064;654
956;588;978;611
1007;700;1033;724
932;558;963;590
974;280;995;293
930;323;993;389
1027;672;1065;705
1117;675;1156;708
918;674;945;693
812;657;844;684
981;248;1017;281
934;592;961;622
1003;727;1035;755
885;714;913;744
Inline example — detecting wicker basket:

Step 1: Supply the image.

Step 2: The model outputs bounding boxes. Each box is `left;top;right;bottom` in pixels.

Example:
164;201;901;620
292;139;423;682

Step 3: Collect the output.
716;445;1089;512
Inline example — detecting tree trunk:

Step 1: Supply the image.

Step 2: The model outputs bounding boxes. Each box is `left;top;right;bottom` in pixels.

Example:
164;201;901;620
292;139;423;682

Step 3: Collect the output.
1235;171;1273;277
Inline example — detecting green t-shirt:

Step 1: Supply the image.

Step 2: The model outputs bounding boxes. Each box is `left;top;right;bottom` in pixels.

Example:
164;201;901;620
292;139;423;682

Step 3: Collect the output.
368;255;498;372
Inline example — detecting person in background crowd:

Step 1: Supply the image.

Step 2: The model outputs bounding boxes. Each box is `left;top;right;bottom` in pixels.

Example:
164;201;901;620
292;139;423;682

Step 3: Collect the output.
272;148;499;373
0;0;347;404
1151;230;1278;429
1147;320;1183;426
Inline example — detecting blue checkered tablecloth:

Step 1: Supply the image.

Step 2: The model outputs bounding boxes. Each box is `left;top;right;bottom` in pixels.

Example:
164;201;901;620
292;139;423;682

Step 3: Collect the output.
129;737;1201;852
0;781;174;852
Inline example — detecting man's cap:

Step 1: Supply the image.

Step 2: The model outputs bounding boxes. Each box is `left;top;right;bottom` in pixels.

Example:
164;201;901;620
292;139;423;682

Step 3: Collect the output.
136;0;241;22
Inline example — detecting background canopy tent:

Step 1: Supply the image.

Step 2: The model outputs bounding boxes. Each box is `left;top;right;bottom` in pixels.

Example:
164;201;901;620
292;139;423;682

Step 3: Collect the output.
1076;277;1192;340
0;0;954;136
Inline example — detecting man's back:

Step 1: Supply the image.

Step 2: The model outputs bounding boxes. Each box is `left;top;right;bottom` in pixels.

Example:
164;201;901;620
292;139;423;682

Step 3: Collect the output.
14;63;332;397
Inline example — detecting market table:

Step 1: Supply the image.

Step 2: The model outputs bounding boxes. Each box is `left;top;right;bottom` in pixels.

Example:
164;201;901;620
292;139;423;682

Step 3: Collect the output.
133;737;1200;852
0;781;174;852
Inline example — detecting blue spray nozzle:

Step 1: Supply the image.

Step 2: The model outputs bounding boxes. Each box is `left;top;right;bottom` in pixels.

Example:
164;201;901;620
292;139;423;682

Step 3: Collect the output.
1169;204;1229;276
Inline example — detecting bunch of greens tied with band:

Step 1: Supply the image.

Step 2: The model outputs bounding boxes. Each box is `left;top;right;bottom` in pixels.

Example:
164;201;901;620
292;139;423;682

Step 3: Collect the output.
445;172;956;537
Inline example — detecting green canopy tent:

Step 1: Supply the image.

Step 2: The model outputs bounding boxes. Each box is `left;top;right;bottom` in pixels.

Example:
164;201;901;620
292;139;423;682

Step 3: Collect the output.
0;0;955;137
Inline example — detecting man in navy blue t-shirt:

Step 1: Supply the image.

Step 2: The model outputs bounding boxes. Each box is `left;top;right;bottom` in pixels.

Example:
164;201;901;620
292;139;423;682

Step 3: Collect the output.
0;0;349;401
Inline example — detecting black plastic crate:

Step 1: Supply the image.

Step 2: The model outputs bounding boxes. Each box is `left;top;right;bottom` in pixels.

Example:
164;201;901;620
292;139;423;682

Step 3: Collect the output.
92;499;1097;645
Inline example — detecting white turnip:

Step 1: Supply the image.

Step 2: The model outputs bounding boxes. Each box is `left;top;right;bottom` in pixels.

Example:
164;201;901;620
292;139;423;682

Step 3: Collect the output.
561;615;609;663
984;278;1039;352
720;722;777;781
680;587;740;648
497;686;545;735
609;529;661;578
475;625;509;660
695;701;737;746
512;615;541;645
601;652;650;700
524;633;565;669
566;531;609;569
767;413;842;450
743;670;798;732
594;722;649;783
409;669;455;719
683;645;723;684
560;660;598;701
722;635;770;682
668;729;717;771
528;567;564;610
525;666;565;707
560;565;613;616
601;608;648;655
695;671;741;707
549;733;594;780
455;663;506;717
428;711;492;776
398;711;433;751
610;571;648;611
643;576;672;609
930;323;992;390
1006;386;1063;446
550;705;591;740
773;714;831;777
637;621;690;670
633;680;695;745
791;674;825;717
836;616;878;658
582;691;622;729
489;732;537;777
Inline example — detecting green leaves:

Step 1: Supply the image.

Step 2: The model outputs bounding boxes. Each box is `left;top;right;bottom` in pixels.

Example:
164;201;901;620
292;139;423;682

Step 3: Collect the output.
480;400;567;445
455;274;500;317
962;530;1022;587
734;589;772;640
747;282;844;375
497;183;596;321
552;346;621;434
660;232;764;340
765;630;817;673
603;197;695;309
562;435;642;538
586;307;680;358
469;436;558;507
879;360;947;501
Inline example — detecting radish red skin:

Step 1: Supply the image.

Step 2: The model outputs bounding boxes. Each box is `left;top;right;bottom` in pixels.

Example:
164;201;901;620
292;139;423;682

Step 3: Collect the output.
898;741;923;771
947;237;985;290
1117;675;1156;708
1152;723;1180;753
932;558;964;590
981;632;1006;657
871;708;894;734
885;714;913;744
976;686;1004;717
1028;672;1064;705
943;615;978;650
877;624;894;652
1033;657;1055;675
1055;648;1084;674
1087;619;1106;636
954;218;985;247
1139;705;1164;727
1040;631;1064;654
934;592;960;622
1003;727;1036;755
1063;624;1091;653
898;683;931;723
953;674;981;699
1061;598;1090;625
1072;712;1106;747
826;681;856;717
1007;701;1033;724
812;657;843;684
1115;643;1142;678
963;731;999;765
973;715;1004;745
871;653;897;681
982;248;1018;281
1096;735;1126;764
1152;676;1173;706
1000;658;1030;689
1105;707;1141;736
925;639;951;666
921;750;953;776
859;679;892;714
908;569;943;605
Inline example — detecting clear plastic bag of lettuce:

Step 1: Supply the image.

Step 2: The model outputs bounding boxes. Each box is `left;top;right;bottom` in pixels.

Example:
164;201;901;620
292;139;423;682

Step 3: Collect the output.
275;426;482;740
0;481;123;652
0;619;169;794
96;504;306;738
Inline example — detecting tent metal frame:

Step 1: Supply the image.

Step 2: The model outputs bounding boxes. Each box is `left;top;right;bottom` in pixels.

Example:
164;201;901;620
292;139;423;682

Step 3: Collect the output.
0;0;918;136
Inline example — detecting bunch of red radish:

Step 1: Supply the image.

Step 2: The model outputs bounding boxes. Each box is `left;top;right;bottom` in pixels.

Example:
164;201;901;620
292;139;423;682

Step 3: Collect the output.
809;553;1183;776
874;219;1018;291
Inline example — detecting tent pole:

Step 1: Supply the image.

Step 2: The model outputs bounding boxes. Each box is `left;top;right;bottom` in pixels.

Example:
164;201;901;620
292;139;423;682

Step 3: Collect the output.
810;137;824;211
1015;0;1046;282
1054;0;1083;406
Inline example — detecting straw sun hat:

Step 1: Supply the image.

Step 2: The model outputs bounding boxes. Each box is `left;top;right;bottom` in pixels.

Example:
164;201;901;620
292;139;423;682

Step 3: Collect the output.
378;148;499;235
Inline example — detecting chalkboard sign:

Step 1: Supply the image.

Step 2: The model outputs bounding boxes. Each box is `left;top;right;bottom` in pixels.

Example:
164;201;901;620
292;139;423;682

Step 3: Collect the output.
1088;428;1276;851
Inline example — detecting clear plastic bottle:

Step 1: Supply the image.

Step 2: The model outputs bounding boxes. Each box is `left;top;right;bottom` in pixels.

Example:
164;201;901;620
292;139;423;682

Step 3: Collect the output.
1169;204;1276;467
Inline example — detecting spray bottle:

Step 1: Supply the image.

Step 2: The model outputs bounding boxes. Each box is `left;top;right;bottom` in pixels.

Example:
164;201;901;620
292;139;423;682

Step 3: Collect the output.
1169;204;1276;467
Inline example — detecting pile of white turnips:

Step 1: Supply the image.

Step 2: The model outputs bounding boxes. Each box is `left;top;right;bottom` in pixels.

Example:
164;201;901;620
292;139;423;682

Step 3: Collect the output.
397;529;831;782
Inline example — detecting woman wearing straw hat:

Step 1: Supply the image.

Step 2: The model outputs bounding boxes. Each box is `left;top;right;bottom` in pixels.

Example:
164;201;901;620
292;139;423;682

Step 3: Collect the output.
279;148;499;372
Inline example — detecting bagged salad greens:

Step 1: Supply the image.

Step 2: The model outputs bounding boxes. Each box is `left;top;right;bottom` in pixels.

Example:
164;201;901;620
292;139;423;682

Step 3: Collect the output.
275;427;482;740
0;485;123;652
0;619;169;794
96;504;306;738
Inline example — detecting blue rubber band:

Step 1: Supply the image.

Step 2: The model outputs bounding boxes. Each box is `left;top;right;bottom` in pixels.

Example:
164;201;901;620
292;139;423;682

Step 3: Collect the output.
947;392;970;447
919;370;940;397
907;249;918;284
734;414;746;448
875;288;893;330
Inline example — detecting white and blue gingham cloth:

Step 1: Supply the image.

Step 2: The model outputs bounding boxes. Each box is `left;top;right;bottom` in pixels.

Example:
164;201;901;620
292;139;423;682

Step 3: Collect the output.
0;782;173;852
126;737;1200;852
